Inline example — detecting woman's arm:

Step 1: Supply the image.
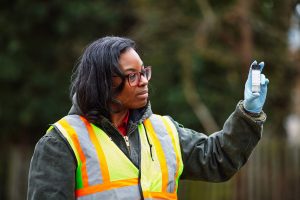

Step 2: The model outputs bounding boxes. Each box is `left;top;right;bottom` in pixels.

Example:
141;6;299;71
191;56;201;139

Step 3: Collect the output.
174;101;266;182
27;128;76;200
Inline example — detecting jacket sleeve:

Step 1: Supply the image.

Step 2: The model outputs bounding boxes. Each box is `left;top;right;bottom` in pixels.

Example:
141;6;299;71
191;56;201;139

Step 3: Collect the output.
27;128;76;200
173;101;266;182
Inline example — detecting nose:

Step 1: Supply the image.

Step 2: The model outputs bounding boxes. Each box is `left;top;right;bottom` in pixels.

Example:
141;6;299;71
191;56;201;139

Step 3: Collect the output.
138;73;148;86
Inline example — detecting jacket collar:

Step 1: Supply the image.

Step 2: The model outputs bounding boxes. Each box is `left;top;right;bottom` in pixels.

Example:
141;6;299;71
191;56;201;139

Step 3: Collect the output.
68;95;153;126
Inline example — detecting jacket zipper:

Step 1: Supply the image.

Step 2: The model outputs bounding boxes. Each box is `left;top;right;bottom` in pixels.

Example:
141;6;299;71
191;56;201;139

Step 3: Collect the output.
123;135;131;154
124;133;143;198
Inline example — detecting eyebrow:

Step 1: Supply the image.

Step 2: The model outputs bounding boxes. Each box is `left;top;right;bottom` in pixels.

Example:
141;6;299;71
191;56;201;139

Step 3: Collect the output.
123;63;144;72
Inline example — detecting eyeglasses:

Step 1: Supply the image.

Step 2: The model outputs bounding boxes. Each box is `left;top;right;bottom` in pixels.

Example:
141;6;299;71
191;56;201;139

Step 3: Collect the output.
125;66;152;87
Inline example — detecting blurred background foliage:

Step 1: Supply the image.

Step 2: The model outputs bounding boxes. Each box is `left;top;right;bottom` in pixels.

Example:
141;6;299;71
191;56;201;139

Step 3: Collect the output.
1;0;300;199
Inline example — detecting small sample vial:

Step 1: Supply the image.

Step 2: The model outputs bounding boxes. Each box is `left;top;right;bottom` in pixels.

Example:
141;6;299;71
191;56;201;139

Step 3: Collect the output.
251;63;261;93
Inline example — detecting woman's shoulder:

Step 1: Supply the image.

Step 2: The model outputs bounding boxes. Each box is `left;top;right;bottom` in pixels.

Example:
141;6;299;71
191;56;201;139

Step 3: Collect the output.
34;126;76;163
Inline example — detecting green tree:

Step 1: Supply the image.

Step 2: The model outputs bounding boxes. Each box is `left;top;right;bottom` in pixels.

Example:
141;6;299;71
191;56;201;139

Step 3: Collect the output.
129;0;296;136
0;0;136;143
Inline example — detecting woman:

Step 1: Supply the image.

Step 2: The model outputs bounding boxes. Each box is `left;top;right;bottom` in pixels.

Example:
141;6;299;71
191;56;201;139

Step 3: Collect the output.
27;36;268;200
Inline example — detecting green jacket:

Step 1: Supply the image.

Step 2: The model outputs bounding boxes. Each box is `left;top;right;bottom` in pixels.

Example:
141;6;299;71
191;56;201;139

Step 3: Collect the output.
27;100;266;200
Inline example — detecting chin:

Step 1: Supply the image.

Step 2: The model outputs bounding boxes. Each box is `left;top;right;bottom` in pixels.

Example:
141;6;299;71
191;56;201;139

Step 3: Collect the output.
132;99;148;109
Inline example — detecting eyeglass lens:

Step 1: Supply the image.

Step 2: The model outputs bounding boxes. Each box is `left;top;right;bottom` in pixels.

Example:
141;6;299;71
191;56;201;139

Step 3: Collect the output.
128;67;151;86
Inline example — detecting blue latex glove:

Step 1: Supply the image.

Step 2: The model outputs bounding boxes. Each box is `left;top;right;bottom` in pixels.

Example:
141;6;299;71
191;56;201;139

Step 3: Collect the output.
243;60;269;113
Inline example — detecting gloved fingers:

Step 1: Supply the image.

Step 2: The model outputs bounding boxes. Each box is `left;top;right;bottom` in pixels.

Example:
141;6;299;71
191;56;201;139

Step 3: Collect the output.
244;80;252;98
260;74;269;85
247;60;258;80
251;60;258;69
247;92;260;102
260;74;266;85
248;60;257;75
252;92;260;98
261;77;269;95
258;61;265;71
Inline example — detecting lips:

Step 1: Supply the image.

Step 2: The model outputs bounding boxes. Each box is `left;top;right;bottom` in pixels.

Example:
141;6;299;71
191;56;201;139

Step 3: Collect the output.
136;90;148;99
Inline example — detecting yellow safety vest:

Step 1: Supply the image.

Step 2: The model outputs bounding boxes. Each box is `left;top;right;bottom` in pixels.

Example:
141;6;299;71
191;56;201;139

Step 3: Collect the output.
53;114;183;200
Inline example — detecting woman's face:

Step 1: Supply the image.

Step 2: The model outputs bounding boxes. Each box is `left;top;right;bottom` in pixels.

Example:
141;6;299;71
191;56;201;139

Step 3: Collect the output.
112;48;149;110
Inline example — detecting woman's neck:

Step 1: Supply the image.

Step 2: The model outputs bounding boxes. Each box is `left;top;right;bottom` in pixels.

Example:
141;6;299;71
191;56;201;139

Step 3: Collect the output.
110;109;129;128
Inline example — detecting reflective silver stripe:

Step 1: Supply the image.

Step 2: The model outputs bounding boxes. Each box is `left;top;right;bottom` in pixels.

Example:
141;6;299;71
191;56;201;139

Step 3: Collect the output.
63;115;103;186
77;185;140;200
148;114;177;193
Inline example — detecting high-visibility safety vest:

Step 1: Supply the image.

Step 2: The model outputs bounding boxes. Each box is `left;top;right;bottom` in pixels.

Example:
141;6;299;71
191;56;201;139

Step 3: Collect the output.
53;114;184;200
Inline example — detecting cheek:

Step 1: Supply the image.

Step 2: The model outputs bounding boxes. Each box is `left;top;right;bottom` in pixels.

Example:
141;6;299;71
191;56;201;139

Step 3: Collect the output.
116;86;135;103
117;88;147;108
